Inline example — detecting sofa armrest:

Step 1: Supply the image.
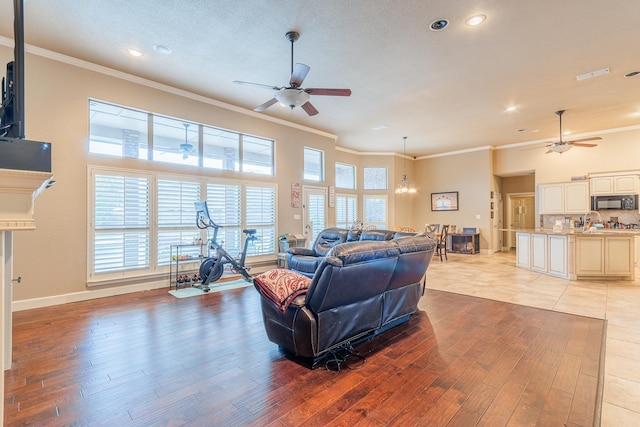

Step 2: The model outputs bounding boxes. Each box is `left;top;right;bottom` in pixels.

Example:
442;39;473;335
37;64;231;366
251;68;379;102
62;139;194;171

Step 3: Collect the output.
288;247;316;256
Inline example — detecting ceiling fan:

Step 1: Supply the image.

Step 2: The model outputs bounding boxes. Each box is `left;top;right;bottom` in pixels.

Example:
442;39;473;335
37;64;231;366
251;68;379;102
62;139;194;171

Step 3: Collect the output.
179;123;194;159
233;31;351;116
544;110;601;154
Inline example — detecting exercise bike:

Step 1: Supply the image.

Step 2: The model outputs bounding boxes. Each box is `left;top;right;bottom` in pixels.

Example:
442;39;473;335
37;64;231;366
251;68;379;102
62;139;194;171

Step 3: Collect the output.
194;201;257;292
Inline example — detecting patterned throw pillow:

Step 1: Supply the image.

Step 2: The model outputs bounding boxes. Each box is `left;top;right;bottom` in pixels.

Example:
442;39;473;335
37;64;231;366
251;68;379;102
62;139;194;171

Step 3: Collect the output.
253;269;312;312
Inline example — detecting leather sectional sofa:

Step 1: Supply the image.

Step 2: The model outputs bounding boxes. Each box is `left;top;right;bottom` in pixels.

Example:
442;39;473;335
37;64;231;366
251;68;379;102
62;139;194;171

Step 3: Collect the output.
254;233;437;367
287;227;412;277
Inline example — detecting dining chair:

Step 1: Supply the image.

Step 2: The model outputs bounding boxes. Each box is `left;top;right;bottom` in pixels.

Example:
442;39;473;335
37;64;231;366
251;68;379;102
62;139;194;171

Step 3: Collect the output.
400;226;416;232
425;223;440;233
435;224;449;261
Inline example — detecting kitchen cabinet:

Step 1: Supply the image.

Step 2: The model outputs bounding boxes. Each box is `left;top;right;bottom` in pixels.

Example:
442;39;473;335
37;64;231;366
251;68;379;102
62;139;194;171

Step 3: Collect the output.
531;233;548;272
575;235;635;279
590;174;638;195
516;232;569;279
548;234;569;277
539;181;589;214
516;232;530;268
516;231;634;280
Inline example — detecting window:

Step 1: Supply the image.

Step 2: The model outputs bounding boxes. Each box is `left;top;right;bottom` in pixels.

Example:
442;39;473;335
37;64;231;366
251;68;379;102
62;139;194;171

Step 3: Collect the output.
203;126;239;171
89;101;149;159
153;116;199;166
157;179;201;266
88;166;277;283
243;135;274;175
206;183;242;255
91;172;150;279
363;195;387;229
88;100;275;176
336;194;357;229
335;163;356;189
364;167;388;190
245;186;276;256
304;147;324;181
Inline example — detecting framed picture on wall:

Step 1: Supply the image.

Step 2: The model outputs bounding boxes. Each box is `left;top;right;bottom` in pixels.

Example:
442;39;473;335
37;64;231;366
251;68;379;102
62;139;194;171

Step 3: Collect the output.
431;191;459;211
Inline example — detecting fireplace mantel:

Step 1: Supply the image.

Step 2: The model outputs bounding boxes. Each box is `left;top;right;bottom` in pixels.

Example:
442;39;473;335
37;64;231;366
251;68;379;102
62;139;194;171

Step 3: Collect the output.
0;168;53;231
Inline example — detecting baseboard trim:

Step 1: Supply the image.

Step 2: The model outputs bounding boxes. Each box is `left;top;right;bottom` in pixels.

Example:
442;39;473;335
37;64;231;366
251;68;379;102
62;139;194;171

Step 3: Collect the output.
12;280;167;312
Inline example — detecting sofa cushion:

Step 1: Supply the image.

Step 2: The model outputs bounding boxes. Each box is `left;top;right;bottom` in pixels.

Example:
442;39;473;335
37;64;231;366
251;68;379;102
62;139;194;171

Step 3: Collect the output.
254;269;312;312
359;229;396;241
313;228;349;256
287;254;322;277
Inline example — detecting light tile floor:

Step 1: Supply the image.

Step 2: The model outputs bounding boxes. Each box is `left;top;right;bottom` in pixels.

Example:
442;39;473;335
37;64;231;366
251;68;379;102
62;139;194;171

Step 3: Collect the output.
422;250;640;426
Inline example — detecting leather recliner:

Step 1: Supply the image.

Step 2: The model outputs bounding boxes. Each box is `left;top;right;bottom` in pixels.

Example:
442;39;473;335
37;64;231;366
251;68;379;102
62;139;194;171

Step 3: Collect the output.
287;227;410;277
287;228;357;277
257;234;436;366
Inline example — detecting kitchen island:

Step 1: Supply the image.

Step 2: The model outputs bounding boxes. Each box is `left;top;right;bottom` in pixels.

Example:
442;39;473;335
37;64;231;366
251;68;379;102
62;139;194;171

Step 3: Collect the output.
513;229;636;280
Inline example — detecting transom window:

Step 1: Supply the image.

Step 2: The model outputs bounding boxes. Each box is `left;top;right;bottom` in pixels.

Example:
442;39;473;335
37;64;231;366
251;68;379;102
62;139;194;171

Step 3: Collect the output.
304;147;324;181
363;167;388;190
89;99;274;176
335;163;356;189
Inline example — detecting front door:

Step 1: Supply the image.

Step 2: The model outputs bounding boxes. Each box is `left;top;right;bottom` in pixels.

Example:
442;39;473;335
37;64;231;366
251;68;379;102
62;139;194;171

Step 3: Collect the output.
302;187;327;247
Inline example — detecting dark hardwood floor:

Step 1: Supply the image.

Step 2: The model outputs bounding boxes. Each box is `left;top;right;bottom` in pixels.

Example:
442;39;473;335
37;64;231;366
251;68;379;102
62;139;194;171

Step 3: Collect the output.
4;283;605;426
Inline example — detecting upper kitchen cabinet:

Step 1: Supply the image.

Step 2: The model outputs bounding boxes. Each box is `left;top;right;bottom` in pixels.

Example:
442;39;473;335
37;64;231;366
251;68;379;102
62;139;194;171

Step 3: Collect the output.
539;181;590;214
590;172;639;195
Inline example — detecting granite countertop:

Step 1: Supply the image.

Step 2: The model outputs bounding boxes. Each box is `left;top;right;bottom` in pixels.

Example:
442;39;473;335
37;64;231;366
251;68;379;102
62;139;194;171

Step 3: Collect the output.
502;228;640;236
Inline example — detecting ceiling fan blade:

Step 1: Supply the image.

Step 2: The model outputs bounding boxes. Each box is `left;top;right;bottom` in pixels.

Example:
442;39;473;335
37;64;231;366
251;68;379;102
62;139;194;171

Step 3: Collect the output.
571;142;598;148
233;81;280;91
567;136;602;143
305;88;352;96
254;98;278;112
301;101;319;116
290;63;310;88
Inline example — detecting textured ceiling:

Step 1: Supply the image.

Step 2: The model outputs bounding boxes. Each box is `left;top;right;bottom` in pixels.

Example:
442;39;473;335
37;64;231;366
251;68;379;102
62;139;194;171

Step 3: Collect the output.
0;0;639;157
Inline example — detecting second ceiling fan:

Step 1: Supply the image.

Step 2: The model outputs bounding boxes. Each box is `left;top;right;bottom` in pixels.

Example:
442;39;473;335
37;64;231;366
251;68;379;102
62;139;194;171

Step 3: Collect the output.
233;31;351;116
544;110;601;153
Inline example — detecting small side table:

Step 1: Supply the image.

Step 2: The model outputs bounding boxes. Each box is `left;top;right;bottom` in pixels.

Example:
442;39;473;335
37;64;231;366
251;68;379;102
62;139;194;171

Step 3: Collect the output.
277;252;288;268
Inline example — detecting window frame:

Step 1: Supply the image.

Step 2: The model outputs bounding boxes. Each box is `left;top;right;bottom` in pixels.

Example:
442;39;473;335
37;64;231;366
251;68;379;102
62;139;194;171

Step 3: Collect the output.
363;166;388;190
88;166;277;285
335;162;356;190
363;195;388;230
303;147;325;182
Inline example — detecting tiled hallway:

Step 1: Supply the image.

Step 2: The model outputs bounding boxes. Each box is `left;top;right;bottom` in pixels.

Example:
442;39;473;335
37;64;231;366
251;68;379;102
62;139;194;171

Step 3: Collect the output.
422;251;640;426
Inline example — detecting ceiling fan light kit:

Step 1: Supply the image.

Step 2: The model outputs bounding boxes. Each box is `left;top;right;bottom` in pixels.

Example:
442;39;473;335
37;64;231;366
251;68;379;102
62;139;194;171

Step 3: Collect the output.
233;31;351;116
275;88;310;108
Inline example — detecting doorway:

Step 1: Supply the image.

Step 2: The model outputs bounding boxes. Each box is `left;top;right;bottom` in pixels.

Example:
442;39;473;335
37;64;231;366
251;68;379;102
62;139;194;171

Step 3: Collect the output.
302;186;327;247
507;193;535;249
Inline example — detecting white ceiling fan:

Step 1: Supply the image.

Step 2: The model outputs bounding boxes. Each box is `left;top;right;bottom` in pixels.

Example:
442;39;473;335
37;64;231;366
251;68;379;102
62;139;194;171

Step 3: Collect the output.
544;110;601;154
233;31;351;116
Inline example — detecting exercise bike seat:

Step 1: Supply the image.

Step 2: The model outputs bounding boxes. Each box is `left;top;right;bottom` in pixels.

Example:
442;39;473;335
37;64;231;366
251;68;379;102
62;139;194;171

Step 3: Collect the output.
243;229;257;236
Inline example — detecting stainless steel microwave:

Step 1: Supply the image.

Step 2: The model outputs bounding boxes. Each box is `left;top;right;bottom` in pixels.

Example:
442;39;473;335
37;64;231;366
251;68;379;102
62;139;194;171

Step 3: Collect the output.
591;194;638;210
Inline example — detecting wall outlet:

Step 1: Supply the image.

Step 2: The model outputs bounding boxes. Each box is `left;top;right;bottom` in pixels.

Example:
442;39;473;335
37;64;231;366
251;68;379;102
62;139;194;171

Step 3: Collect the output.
475;214;481;220
293;214;301;220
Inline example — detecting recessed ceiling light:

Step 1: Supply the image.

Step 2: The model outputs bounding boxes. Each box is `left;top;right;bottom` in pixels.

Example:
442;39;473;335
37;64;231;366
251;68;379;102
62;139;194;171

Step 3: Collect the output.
127;48;143;57
517;129;527;132
505;106;517;112
153;44;172;55
372;124;389;130
465;14;487;26
429;19;449;31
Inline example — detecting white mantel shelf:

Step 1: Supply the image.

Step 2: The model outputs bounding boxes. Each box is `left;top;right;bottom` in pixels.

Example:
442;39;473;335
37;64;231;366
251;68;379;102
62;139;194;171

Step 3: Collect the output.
0;168;53;231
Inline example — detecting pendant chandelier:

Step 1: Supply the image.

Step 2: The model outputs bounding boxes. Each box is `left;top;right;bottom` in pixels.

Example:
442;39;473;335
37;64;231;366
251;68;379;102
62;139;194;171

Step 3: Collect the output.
396;136;416;194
